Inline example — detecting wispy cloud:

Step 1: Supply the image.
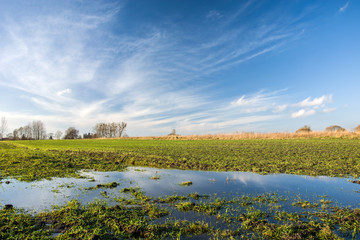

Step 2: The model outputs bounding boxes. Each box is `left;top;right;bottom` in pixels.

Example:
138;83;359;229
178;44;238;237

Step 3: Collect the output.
339;2;350;12
295;95;332;107
56;89;71;97
322;108;336;113
232;95;261;106
230;90;290;114
206;10;222;20
0;1;330;135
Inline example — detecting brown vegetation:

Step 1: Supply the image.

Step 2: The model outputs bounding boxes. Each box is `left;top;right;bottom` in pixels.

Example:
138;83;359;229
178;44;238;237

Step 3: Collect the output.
125;131;360;140
355;125;360;133
325;125;346;132
295;125;312;133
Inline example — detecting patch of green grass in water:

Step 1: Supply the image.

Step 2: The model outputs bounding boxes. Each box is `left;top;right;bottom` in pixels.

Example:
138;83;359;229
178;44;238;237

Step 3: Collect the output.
179;181;193;186
85;181;120;190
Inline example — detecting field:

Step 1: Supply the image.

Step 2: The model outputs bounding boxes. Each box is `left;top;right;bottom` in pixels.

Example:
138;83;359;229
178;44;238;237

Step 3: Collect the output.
1;138;360;239
1;138;360;181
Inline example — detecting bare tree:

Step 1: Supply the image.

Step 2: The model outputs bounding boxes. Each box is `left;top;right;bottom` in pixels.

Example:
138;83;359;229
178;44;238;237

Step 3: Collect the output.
32;120;46;140
13;123;34;140
93;122;127;138
55;130;63;140
48;133;54;140
24;124;33;139
17;127;24;139
94;123;107;138
13;129;19;140
168;129;177;136
0;117;8;139
117;122;127;137
109;122;117;138
64;127;79;139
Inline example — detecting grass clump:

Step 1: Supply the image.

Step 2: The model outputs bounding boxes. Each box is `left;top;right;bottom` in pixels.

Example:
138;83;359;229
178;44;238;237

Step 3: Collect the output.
179;181;192;186
151;175;160;180
85;181;119;190
0;208;51;239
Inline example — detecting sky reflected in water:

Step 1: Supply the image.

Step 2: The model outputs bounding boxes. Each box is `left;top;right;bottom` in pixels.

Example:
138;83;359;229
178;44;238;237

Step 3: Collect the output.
1;167;359;211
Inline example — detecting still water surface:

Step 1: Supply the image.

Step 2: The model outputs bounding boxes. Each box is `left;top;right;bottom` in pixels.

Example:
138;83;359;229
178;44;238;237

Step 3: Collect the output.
1;167;359;211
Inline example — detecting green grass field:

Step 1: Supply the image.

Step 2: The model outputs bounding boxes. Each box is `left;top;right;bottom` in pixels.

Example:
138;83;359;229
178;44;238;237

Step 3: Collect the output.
1;138;360;181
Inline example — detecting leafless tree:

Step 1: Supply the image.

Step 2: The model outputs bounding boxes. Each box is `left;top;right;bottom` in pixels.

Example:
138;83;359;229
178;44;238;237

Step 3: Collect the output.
93;122;127;138
17;127;24;138
48;133;54;140
13;129;19;140
109;122;117;138
13;123;35;140
32;120;46;140
55;130;63;140
0;117;8;139
64;127;79;139
117;122;127;137
168;129;177;136
94;123;107;138
24;124;33;139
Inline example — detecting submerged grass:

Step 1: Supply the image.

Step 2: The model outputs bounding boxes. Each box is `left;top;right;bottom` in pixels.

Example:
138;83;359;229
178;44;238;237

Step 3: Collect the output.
1;189;359;239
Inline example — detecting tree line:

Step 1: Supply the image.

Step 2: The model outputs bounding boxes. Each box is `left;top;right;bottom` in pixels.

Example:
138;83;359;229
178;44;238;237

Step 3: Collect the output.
0;117;127;140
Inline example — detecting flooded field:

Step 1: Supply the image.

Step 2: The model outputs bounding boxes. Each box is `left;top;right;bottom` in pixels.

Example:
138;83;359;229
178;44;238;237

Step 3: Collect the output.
1;167;359;211
1;139;360;239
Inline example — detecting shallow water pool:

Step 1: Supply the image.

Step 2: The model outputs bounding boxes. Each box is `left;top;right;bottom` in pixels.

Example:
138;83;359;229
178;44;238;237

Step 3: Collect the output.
1;166;359;211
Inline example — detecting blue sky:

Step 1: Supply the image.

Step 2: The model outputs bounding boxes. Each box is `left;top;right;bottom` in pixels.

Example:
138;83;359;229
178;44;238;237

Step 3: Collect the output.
0;0;359;136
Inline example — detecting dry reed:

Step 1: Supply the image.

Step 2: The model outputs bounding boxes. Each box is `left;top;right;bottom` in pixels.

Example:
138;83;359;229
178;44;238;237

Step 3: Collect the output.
123;131;360;140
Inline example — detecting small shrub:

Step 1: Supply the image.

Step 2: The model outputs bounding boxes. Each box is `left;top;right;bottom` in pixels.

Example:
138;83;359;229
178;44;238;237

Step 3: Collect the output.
325;125;346;132
354;125;360;133
296;125;312;133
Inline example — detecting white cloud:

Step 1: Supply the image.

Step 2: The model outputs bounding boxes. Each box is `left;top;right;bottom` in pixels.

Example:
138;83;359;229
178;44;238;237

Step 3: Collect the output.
244;106;269;113
291;109;316;118
322;108;336;113
231;90;281;107
56;88;72;96
296;95;332;107
230;90;291;115
339;2;349;12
